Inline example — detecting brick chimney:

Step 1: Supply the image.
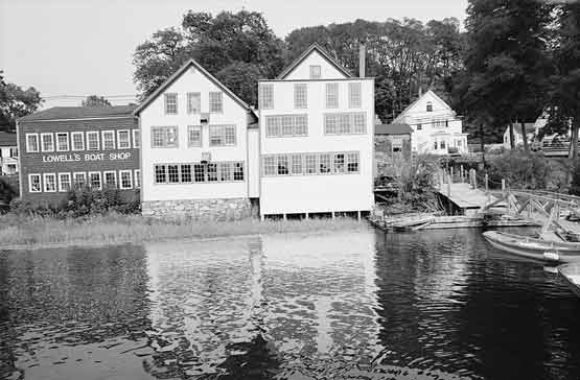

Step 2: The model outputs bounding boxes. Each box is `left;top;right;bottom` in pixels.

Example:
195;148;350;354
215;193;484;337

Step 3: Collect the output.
359;44;366;78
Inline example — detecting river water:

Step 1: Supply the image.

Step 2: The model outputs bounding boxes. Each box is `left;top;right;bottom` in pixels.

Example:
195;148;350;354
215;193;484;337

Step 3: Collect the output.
1;227;580;380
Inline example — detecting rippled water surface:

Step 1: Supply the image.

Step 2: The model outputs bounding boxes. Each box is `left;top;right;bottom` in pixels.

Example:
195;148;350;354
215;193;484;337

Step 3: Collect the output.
1;228;580;380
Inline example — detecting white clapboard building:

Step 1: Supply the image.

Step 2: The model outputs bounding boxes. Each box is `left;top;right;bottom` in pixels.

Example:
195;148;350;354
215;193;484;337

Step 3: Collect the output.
134;59;259;219
257;44;375;219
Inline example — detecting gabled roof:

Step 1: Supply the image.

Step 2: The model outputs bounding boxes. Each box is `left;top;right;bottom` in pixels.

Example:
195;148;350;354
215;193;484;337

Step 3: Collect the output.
375;123;413;135
19;105;137;122
394;90;453;123
277;43;353;80
506;123;536;136
0;131;17;147
133;59;253;116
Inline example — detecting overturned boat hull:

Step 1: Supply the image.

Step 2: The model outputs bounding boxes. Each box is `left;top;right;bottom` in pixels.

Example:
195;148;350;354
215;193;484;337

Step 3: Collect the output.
558;264;580;298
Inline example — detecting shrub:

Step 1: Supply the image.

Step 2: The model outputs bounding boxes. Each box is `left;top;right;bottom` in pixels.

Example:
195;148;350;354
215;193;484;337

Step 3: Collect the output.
486;150;552;190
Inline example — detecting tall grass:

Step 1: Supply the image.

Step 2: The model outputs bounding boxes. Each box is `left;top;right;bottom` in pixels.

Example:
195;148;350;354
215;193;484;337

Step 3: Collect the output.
0;213;369;249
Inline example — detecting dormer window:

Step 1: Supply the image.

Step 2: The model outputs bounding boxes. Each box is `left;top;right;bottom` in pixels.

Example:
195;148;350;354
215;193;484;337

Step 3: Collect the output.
426;101;433;112
310;65;321;79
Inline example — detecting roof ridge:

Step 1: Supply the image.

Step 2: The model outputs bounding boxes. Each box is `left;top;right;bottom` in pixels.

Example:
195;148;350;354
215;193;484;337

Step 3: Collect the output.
276;43;353;80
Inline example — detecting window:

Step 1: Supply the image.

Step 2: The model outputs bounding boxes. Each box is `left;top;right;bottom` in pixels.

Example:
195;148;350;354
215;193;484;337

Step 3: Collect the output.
71;132;84;151
334;153;345;173
305;154;317;174
324;113;366;135
119;170;133;189
87;131;100;151
102;131;115;150
134;170;141;189
326;83;339;108
434;141;438;150
219;162;231;181
277;155;289;175
10;148;18;157
291;154;303;175
187;92;201;114
209;92;223;113
181;164;192;183
310;65;321;79
263;156;276;176
445;120;449;128
44;173;57;192
117;130;130;149
265;115;308;138
260;84;274;109
319;154;331;174
89;172;102;190
209;125;236;146
41;133;54;152
433;120;446;128
347;152;359;173
349;82;362;108
26;134;39;153
207;163;218;182
151;126;179;148
133;129;140;148
168;165;180;183
73;172;86;188
58;173;71;192
233;162;244;181
194;164;205;182
155;165;167;184
29;174;41;193
104;171;117;188
188;125;202;147
294;84;307;109
426;101;433;112
165;93;178;114
417;124;422;131
440;140;446;149
56;133;69;152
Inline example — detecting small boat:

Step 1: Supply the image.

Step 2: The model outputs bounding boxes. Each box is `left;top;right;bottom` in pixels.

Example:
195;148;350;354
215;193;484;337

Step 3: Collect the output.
482;231;580;263
558;263;580;298
388;213;436;231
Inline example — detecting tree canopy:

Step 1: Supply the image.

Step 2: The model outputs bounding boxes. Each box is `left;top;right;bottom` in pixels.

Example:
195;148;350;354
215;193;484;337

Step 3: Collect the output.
0;72;43;131
82;95;112;107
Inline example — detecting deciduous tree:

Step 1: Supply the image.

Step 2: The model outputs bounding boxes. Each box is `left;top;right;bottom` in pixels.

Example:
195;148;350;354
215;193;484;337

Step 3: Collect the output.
82;95;112;107
0;74;42;131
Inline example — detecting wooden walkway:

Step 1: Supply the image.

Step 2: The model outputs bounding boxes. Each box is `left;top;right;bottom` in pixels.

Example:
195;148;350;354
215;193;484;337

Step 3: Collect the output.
437;183;498;213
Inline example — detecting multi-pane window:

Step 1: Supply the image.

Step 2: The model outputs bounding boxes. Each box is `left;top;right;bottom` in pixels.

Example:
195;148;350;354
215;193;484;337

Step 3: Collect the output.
41;133;54;152
265;115;308;137
417;124;422;131
188;125;202;147
29;174;41;192
294;84;307;109
426;101;433;112
262;151;360;177
155;162;244;183
104;171;117;188
87;131;100;151
26;134;39;153
260;84;274;109
151;126;178;148
326;83;339;108
89;172;102;190
58;173;72;192
324;113;366;135
165;93;178;114
73;172;86;188
209;125;236;146
440;140;446;149
310;65;321;79
56;133;69;152
134;170;141;189
187;92;201;114
433;120;447;128
133;129;140;148
209;92;223;113
349;82;362;108
120;170;133;189
117;130;131;149
44;173;57;192
71;132;84;151
102;131;116;150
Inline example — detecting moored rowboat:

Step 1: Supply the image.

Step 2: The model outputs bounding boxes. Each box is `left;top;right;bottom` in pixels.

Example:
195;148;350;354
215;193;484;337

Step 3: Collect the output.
558;263;580;298
482;231;580;263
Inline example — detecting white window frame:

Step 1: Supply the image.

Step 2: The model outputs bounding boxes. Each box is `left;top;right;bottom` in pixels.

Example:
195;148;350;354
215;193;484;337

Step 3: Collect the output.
349;82;362;108
119;170;133;189
73;172;87;188
151;126;179;148
209;125;236;147
87;131;100;151
55;132;69;152
103;170;117;188
43;173;57;192
209;92;223;113
58;172;72;192
40;133;54;152
310;65;321;79
260;84;274;110
326;83;339;108
132;129;140;149
117;130;131;149
164;93;178;114
71;132;85;151
29;173;41;193
26;133;39;153
294;83;307;109
187;92;201;114
102;130;116;150
89;171;102;190
134;169;141;189
188;125;202;147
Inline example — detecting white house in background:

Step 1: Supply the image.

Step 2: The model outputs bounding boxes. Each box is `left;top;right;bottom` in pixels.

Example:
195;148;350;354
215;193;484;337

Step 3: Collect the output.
0;131;19;176
502;123;537;149
393;90;467;155
134;59;259;219
258;43;374;218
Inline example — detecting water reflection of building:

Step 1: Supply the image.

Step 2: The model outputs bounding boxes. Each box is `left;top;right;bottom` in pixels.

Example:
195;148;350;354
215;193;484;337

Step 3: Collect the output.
144;230;382;377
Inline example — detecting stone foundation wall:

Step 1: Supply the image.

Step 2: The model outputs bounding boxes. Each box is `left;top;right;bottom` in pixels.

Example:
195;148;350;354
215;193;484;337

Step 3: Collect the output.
142;198;254;220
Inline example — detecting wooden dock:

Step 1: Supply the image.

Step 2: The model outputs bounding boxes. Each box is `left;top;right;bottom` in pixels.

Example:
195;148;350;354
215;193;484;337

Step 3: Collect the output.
436;182;501;215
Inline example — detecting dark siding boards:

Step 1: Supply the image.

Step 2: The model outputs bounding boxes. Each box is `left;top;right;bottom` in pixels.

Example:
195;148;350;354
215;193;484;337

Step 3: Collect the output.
18;117;140;206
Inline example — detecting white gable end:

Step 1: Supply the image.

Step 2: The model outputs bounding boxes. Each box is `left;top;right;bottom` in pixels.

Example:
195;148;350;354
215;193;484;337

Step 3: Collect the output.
284;50;350;80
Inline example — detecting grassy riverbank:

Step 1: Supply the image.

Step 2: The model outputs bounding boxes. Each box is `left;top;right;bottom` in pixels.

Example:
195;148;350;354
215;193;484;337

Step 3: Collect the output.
0;213;369;250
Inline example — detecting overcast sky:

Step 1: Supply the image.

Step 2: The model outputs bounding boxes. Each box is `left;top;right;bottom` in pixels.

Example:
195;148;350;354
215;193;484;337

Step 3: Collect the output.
0;0;468;109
